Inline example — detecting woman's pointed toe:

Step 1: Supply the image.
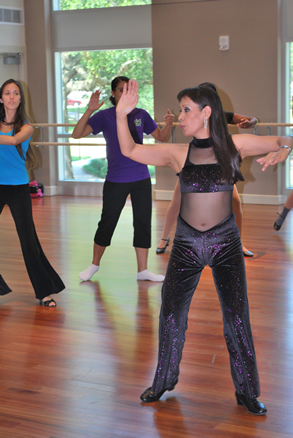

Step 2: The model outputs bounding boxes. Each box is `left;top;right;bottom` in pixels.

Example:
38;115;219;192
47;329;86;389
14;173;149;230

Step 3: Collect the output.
140;387;163;402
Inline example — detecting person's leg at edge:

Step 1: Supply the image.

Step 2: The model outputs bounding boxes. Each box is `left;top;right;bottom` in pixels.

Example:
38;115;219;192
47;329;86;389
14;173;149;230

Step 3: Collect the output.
157;181;181;254
274;190;293;231
211;216;266;415
79;180;128;281
0;199;13;296
232;185;253;257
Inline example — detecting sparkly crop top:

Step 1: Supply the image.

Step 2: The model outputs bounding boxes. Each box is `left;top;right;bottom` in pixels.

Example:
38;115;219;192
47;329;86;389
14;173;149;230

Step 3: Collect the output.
178;137;234;231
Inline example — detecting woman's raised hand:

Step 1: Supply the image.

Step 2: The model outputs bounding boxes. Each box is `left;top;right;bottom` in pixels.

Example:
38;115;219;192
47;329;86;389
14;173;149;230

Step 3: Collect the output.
116;80;139;116
164;109;175;126
88;90;105;112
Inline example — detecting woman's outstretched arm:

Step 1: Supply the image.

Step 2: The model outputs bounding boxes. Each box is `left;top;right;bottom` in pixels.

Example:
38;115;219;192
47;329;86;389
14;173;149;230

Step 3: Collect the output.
232;133;292;170
0;123;33;145
256;145;292;171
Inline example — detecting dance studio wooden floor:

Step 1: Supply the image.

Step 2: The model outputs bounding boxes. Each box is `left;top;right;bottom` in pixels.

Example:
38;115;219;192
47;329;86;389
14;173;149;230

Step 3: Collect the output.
1;195;293;438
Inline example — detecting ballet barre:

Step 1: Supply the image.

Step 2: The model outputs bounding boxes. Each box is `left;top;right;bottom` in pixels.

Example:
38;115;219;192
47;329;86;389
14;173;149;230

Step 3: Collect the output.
30;122;293;147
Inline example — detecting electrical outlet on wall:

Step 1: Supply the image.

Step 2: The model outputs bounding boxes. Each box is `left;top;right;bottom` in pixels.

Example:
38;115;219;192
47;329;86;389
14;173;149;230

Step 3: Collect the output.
219;35;229;51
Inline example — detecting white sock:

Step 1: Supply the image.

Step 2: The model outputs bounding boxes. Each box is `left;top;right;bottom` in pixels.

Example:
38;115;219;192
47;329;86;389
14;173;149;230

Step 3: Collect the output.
136;269;165;282
79;264;99;281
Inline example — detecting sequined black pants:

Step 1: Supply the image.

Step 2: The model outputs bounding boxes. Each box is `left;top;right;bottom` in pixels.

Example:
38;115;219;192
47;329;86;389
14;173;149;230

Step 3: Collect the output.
151;213;260;398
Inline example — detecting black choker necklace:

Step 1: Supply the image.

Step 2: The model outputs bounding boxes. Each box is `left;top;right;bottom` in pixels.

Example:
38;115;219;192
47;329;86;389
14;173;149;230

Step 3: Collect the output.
191;137;212;149
1;119;14;126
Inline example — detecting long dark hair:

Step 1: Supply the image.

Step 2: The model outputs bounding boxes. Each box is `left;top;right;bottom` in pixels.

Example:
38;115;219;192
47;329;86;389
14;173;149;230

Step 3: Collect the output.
109;76;129;106
177;86;244;184
197;82;218;93
0;79;36;169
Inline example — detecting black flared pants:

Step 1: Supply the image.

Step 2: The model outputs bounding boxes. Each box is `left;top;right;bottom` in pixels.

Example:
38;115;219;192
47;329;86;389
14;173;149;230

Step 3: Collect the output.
151;213;260;399
0;184;65;300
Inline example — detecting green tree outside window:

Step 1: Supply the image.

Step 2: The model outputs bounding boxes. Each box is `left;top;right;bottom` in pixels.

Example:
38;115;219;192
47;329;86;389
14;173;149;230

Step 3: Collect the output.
59;48;155;181
58;0;151;10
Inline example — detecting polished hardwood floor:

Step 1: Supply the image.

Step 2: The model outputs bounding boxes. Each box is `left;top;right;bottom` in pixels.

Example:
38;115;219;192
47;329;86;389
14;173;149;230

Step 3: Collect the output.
1;195;293;438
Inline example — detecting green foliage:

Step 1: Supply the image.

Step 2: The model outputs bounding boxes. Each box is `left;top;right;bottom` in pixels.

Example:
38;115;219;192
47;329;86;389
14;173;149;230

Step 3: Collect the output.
62;48;154;123
82;158;108;179
82;158;154;181
59;0;150;9
71;156;90;161
148;165;155;178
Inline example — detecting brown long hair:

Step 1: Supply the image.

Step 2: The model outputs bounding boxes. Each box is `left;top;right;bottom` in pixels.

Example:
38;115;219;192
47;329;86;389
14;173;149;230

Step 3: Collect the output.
177;86;244;185
0;79;36;169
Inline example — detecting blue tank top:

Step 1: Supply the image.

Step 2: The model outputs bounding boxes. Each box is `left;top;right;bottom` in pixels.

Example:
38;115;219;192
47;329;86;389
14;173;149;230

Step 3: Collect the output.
0;128;32;185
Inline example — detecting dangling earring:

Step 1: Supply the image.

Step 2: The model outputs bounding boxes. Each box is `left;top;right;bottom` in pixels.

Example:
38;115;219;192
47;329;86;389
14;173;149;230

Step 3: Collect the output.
204;118;207;129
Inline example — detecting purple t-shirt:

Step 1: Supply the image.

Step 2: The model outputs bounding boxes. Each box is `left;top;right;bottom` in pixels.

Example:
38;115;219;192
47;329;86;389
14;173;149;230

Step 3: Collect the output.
88;106;157;183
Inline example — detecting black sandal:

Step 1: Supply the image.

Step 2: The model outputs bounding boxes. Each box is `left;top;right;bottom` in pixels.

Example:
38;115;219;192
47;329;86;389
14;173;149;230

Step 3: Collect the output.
156;237;170;255
39;298;57;307
0;275;12;296
273;213;285;231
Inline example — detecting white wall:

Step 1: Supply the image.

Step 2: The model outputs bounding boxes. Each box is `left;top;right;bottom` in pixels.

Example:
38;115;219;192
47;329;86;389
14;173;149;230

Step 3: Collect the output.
0;0;26;85
7;0;293;203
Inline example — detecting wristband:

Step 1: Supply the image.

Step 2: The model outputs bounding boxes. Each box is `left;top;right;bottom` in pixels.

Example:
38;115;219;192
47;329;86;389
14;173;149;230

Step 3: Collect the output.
279;145;292;155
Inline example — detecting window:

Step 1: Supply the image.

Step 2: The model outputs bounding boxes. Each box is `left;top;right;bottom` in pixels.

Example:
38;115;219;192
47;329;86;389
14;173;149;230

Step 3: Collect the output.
53;0;151;11
56;48;155;182
287;42;293;187
0;7;22;24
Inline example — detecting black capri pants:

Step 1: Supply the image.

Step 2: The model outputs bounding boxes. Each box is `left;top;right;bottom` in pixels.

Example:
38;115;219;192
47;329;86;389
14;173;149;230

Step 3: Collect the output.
94;178;152;248
0;184;65;300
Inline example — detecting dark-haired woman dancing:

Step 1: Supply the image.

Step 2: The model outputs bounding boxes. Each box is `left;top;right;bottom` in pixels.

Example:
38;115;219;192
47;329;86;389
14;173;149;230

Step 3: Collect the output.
0;79;65;306
115;79;292;415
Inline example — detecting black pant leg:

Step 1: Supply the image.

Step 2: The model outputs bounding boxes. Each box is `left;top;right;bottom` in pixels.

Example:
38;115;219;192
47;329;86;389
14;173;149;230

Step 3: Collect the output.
130;178;152;248
151;217;203;394
94;181;129;246
210;217;260;398
0;196;12;295
7;185;65;300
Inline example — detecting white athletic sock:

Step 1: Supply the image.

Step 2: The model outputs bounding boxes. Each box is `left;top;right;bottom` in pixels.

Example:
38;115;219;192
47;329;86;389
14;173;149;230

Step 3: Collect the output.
136;269;165;282
79;264;99;281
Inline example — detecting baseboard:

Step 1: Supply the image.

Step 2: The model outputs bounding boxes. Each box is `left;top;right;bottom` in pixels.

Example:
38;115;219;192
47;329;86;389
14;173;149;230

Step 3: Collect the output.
44;187;286;205
239;194;285;205
154;190;174;201
43;185;59;196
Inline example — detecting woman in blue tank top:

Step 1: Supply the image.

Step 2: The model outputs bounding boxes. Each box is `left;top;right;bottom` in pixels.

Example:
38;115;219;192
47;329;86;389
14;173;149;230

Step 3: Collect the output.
115;80;293;416
0;79;65;306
